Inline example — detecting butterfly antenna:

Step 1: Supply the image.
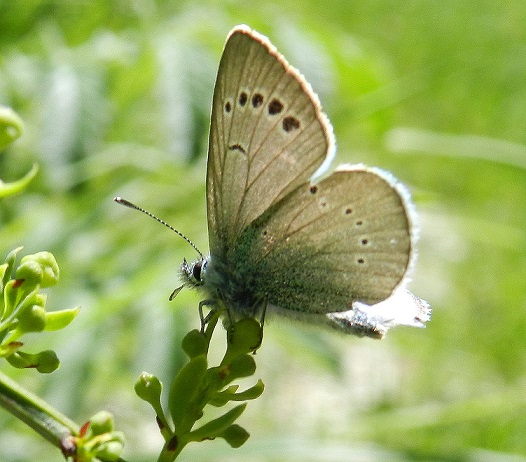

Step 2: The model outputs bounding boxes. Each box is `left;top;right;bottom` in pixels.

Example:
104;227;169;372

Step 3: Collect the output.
114;197;203;258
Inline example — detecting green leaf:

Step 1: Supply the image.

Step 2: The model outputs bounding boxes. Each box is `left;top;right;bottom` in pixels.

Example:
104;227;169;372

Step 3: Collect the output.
220;354;257;386
6;350;60;373
44;307;80;331
227;379;265;402
0;164;39;199
219;424;250;448
1;247;22;291
208;385;239;407
209;380;264;407
0;264;8;292
168;355;207;431
3;279;27;320
3;283;40;322
206;354;257;394
187;404;247;442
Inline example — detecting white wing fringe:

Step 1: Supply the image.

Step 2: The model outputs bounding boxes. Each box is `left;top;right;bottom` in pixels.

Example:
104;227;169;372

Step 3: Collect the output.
326;289;431;338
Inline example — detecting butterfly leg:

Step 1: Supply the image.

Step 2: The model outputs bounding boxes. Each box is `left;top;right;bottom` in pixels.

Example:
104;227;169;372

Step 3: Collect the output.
198;299;219;332
259;296;268;330
251;297;267;352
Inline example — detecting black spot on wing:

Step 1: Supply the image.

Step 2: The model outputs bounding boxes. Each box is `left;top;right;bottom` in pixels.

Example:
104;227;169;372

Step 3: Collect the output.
229;144;247;155
283;116;300;132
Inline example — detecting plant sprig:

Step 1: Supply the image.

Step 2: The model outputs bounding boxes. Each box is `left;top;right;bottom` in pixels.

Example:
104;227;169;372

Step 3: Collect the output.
135;309;265;461
0;248;125;461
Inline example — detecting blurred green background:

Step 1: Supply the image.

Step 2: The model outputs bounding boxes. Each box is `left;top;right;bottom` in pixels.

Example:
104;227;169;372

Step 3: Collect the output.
1;1;525;461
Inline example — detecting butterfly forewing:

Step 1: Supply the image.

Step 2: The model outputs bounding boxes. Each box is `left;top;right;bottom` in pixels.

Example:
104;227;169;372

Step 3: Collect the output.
206;26;334;255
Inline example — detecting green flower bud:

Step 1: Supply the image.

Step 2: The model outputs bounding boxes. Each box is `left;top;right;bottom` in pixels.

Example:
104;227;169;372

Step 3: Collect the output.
17;304;47;332
182;329;209;358
89;411;115;435
135;372;163;407
16;252;59;287
224;318;263;362
93;436;125;462
8;350;60;373
35;350;60;373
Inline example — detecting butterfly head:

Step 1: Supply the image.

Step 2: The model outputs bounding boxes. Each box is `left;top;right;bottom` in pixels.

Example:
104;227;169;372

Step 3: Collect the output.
181;256;209;288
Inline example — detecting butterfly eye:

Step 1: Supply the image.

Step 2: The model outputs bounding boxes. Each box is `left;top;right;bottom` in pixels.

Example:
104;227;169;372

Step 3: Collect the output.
192;261;202;281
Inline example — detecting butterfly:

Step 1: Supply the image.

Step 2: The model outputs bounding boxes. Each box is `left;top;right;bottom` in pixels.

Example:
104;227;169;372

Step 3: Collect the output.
178;25;429;339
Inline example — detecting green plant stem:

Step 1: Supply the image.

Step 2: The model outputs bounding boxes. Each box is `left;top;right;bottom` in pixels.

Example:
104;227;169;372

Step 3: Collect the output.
0;370;79;448
158;436;187;462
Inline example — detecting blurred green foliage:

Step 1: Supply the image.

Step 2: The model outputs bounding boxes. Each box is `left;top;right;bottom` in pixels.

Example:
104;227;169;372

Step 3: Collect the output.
1;1;525;461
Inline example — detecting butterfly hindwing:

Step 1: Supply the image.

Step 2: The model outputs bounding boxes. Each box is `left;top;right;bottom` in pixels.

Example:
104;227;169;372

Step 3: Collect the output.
228;166;413;314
